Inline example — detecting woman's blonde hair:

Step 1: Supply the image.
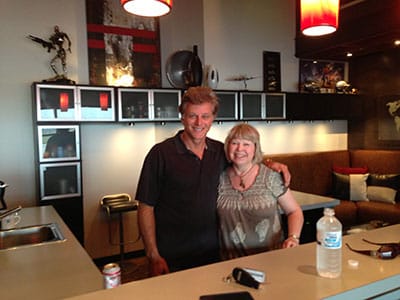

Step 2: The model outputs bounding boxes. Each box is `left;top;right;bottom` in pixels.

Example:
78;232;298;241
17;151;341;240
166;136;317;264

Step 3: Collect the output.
224;123;263;164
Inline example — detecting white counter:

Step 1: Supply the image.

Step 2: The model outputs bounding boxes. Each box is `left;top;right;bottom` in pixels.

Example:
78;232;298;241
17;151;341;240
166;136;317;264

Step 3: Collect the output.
292;190;340;211
0;206;103;300
67;224;400;300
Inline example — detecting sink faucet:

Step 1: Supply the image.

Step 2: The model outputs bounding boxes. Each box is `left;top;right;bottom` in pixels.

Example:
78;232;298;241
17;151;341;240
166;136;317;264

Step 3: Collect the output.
0;205;22;228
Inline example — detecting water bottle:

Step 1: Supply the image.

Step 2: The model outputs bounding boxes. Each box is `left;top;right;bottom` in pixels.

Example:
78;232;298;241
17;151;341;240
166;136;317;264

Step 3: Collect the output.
316;207;342;278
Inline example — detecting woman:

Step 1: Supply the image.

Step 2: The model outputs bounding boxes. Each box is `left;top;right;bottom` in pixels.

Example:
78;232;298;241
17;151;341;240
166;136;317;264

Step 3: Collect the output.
217;123;304;260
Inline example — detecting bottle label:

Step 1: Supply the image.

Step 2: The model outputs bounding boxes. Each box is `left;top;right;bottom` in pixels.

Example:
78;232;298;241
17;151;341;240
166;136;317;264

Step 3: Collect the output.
321;231;342;249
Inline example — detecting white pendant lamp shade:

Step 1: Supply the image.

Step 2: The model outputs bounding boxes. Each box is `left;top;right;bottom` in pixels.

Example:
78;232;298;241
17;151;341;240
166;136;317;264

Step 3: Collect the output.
121;0;172;17
301;0;339;36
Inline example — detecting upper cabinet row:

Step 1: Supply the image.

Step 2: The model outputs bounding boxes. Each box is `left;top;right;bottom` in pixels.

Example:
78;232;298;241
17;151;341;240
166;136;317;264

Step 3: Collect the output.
33;83;287;123
33;83;362;123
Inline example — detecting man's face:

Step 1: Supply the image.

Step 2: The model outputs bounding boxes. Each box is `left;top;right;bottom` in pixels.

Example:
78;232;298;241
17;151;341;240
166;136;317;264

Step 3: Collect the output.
181;102;215;141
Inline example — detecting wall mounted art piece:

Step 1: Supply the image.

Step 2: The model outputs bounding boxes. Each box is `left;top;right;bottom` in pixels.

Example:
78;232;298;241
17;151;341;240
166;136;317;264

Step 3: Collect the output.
263;51;281;92
86;0;161;87
378;95;400;141
299;59;345;93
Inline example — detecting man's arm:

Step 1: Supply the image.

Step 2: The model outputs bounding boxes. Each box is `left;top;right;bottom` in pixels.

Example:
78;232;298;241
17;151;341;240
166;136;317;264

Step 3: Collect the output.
265;159;291;187
137;202;169;276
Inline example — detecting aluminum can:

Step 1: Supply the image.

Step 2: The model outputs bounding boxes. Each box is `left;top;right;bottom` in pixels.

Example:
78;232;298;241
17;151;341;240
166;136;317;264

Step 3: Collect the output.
102;263;121;289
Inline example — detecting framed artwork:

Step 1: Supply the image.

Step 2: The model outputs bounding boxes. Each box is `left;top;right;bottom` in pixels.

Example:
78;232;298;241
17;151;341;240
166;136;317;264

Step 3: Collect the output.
378;95;400;141
263;51;281;92
86;0;161;87
299;60;346;93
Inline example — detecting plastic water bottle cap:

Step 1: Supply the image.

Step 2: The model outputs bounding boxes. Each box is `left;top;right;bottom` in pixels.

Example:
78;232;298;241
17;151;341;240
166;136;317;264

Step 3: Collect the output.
348;259;359;268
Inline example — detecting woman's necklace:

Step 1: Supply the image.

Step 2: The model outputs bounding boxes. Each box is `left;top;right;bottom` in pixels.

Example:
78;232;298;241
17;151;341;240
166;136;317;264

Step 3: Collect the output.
233;164;255;189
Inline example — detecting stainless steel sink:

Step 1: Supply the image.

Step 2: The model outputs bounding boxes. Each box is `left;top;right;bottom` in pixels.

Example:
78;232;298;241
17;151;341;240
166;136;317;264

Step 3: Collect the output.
0;223;66;250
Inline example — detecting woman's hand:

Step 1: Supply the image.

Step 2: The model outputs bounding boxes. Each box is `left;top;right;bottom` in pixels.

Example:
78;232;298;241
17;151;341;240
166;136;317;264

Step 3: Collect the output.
282;236;300;248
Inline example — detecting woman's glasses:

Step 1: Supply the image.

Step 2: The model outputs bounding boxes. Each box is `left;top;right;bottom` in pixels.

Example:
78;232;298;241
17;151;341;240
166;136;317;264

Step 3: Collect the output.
346;239;400;260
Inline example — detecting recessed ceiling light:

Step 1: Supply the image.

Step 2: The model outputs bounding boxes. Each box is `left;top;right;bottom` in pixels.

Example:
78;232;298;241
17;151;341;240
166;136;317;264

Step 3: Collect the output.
346;52;353;57
394;40;400;46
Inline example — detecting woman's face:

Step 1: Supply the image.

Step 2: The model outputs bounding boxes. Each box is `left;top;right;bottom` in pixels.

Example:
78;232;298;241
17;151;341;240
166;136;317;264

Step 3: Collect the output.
227;138;255;166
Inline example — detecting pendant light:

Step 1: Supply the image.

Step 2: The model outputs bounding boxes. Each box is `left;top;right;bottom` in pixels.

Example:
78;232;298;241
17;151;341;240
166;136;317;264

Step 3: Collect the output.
301;0;339;36
121;0;172;17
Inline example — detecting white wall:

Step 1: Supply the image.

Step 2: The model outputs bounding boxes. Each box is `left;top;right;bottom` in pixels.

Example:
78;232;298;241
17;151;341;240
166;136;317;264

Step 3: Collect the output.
0;0;347;258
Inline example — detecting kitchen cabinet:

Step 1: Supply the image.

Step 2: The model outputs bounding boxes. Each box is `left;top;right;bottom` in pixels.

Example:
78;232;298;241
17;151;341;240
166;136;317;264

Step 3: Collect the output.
285;92;363;120
35;84;115;122
117;88;181;122
240;91;286;120
37;125;80;162
215;90;239;121
32;83;85;244
77;86;115;122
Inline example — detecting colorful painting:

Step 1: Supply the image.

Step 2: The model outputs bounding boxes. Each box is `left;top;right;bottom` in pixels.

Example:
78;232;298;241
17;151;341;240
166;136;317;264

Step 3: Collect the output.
86;0;161;87
299;60;345;93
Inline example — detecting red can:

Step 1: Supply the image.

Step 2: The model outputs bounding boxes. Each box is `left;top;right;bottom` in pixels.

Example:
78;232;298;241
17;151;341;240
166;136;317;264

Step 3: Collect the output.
102;263;121;289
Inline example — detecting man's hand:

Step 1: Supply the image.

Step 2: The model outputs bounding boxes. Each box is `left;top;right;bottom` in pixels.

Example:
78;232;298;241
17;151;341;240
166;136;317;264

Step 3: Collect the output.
148;255;170;276
265;160;291;187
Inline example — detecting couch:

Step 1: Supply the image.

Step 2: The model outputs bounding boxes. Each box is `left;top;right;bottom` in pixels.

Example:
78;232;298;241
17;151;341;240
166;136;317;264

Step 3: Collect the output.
265;150;400;229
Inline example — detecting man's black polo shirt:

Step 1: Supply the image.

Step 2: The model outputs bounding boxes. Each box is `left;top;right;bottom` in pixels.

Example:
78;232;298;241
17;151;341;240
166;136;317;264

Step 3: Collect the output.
136;130;227;270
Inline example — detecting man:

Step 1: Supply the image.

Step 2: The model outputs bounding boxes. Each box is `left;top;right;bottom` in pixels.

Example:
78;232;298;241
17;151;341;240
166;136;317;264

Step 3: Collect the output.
136;87;290;276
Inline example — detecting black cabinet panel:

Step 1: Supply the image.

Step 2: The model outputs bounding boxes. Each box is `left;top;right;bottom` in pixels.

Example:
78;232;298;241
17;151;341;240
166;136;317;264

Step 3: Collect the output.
40;198;84;245
286;92;362;121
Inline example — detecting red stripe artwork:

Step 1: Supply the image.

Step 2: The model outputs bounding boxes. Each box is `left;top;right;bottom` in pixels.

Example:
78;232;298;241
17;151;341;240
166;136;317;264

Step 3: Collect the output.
85;0;161;87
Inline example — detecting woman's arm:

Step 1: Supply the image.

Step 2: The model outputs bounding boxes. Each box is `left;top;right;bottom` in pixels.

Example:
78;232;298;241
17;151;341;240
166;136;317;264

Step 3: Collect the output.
278;188;304;248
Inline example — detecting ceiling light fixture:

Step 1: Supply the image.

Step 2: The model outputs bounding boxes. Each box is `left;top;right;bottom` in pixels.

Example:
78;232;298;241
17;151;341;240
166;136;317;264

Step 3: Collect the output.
301;0;339;36
121;0;172;17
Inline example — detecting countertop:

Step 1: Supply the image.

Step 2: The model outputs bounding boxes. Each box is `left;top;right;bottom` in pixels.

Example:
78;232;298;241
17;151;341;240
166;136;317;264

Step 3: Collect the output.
292;190;340;211
67;224;400;300
0;206;103;300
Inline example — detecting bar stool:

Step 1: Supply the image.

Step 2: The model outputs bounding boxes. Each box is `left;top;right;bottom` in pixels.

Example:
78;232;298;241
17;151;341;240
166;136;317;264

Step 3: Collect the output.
100;193;139;265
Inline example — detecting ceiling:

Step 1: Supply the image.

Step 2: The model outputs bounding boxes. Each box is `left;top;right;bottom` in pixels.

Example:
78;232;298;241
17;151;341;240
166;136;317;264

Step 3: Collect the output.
295;0;400;61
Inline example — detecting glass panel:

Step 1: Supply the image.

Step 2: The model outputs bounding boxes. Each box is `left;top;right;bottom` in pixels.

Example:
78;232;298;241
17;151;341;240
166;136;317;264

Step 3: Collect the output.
241;93;263;119
216;92;238;120
40;163;81;200
265;93;286;119
119;89;150;120
153;90;181;119
37;85;76;121
38;125;80;162
79;87;115;121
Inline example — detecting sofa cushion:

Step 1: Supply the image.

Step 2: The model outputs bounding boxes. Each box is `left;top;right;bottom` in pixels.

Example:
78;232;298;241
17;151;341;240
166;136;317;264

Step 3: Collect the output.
333;166;368;174
367;173;400;189
367;186;397;204
332;172;369;201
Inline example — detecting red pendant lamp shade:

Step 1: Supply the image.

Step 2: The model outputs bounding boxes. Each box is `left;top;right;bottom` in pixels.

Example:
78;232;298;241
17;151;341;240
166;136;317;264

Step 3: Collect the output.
99;93;109;111
121;0;172;17
301;0;339;36
59;93;69;112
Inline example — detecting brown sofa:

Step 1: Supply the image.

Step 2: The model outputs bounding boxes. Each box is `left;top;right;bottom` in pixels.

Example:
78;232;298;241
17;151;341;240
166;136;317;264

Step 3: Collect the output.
265;150;400;229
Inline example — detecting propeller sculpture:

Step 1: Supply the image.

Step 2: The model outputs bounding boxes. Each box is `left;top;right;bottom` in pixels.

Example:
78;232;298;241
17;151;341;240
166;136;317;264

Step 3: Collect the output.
225;75;260;90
